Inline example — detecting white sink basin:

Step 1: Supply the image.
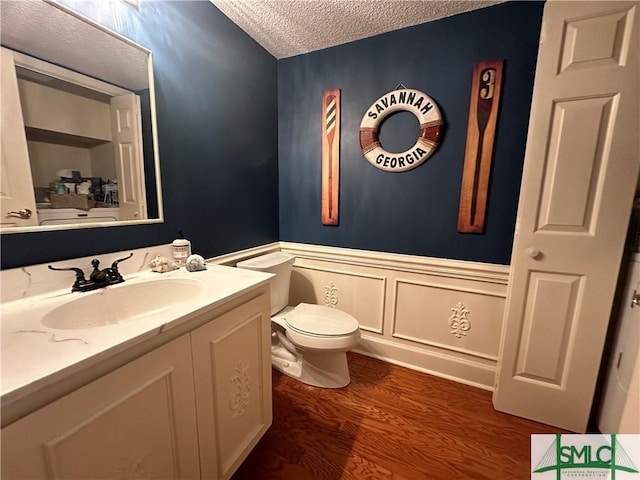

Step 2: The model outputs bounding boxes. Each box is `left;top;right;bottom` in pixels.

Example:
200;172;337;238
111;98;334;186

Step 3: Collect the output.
41;279;203;329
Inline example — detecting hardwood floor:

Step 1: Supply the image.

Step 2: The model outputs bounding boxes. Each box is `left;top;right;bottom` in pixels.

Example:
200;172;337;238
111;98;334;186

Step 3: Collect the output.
232;352;566;480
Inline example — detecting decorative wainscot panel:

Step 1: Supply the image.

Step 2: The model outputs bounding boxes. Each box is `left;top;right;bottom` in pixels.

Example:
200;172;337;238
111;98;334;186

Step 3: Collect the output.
282;243;509;389
391;275;505;362
289;258;387;335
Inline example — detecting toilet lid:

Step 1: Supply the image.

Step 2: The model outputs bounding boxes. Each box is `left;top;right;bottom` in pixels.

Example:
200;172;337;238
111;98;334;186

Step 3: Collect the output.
285;303;359;336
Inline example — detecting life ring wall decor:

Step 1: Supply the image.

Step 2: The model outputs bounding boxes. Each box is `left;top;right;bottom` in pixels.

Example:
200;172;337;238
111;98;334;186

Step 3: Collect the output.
359;87;443;172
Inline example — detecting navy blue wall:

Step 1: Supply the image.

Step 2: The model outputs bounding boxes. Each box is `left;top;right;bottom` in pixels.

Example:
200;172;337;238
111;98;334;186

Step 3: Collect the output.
278;1;544;265
1;1;279;269
2;1;544;270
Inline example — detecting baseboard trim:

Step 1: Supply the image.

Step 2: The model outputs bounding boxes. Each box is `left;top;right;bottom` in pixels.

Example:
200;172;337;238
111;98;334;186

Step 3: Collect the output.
354;334;496;391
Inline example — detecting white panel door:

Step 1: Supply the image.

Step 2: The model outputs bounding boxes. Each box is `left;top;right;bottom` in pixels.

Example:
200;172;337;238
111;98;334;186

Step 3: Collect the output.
493;1;640;432
110;92;147;221
0;47;38;228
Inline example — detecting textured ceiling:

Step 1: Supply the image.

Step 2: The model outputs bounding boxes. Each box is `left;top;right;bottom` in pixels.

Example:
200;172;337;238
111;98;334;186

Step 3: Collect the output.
1;0;149;91
210;0;504;59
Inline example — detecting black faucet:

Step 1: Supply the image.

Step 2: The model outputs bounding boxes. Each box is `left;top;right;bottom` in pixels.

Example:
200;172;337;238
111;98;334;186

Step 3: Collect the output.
49;252;133;292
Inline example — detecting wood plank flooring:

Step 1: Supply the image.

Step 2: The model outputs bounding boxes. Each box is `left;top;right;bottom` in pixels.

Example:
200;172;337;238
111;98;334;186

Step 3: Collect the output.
232;352;566;480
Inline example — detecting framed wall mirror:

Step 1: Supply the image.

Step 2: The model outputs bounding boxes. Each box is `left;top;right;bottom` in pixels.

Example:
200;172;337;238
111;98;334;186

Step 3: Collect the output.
0;0;163;233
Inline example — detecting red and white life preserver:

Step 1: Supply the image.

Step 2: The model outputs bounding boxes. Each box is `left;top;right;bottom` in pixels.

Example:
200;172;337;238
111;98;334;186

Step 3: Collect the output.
359;88;443;172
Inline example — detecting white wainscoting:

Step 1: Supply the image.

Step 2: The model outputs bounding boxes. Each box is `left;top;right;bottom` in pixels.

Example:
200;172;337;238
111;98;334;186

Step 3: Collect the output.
280;242;510;391
212;241;510;391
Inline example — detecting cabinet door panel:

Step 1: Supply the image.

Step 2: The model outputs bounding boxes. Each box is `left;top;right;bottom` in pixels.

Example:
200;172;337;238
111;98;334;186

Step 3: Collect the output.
192;293;272;480
1;335;200;479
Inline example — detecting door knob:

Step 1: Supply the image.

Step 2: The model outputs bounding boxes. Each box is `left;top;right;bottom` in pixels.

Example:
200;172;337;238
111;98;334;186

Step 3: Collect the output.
527;247;541;259
6;208;33;219
632;290;639;308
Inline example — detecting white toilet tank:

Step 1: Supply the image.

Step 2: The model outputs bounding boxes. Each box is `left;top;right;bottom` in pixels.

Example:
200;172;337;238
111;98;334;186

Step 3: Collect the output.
237;252;294;315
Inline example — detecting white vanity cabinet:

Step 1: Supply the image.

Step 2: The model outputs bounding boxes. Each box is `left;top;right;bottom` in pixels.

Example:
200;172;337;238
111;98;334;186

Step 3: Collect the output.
1;287;272;480
191;292;273;479
0;334;201;479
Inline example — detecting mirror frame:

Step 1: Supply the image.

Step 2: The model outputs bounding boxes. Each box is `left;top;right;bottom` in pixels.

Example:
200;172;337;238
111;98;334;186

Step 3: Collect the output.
0;0;163;234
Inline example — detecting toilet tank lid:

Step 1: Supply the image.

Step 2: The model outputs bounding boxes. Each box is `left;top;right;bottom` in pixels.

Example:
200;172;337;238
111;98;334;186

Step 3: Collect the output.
236;252;294;270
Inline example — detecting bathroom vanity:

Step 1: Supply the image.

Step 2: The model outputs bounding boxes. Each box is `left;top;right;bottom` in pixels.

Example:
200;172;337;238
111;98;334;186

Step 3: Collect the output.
1;264;273;480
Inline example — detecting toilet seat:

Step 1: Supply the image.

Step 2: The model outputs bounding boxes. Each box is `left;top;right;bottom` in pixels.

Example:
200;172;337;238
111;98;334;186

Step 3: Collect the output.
285;303;359;337
238;250;360;388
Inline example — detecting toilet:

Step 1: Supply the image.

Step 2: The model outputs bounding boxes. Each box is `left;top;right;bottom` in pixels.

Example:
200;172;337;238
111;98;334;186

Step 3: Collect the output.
237;252;360;388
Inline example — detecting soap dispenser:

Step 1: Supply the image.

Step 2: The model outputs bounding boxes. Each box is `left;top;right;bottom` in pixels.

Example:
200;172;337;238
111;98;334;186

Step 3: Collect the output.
172;229;191;267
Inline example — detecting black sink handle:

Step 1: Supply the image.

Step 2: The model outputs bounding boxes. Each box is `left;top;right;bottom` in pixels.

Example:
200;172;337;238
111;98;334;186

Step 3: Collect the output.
48;265;87;284
111;252;134;270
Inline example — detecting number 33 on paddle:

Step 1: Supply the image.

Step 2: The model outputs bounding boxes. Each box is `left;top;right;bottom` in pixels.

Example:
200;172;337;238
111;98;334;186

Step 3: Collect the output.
457;59;503;233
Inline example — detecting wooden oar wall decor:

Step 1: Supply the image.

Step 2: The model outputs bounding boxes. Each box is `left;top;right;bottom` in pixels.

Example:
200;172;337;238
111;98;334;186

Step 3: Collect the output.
322;89;340;225
457;59;503;233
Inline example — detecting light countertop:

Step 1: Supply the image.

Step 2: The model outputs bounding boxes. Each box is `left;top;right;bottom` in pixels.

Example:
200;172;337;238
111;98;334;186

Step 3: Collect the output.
1;264;272;422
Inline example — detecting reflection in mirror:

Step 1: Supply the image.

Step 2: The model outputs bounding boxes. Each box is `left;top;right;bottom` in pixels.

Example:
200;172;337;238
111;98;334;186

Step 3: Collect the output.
0;0;163;232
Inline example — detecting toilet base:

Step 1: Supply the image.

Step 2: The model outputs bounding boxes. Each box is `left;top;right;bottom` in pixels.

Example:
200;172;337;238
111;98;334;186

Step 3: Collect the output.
271;348;351;388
